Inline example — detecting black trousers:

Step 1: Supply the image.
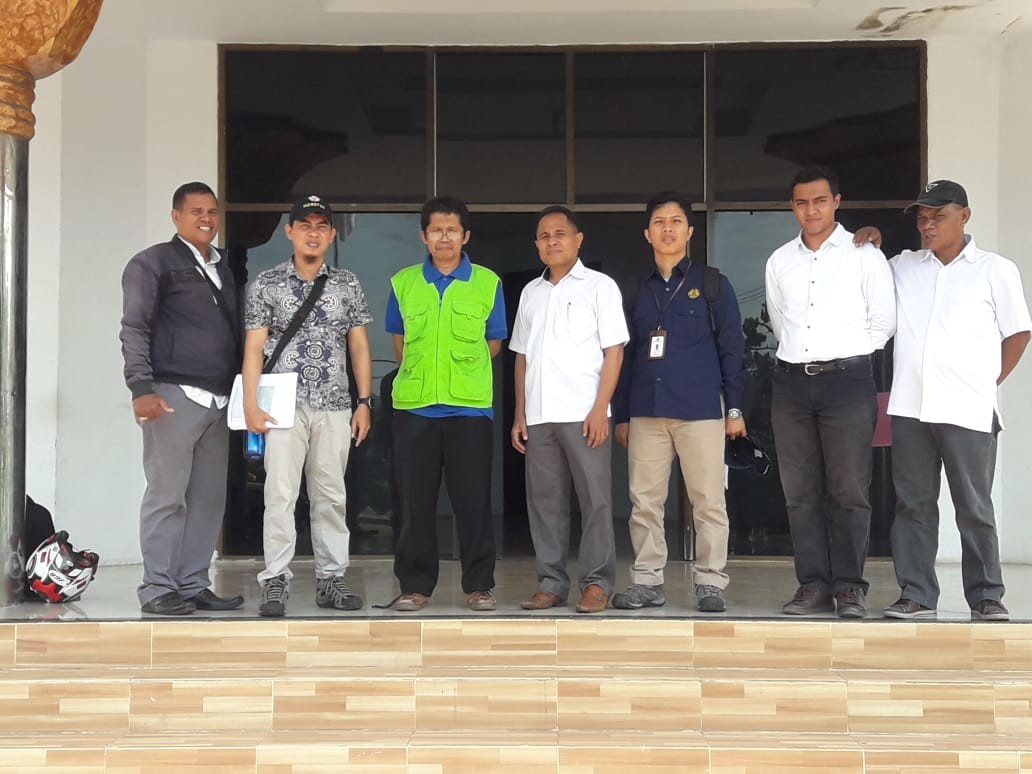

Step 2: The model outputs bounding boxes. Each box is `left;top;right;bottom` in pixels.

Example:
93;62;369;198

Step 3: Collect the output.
392;411;495;595
771;358;878;594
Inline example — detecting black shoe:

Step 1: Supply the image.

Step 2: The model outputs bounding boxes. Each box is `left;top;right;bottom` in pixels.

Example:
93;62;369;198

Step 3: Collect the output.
141;591;196;616
835;587;867;619
190;588;245;611
782;585;834;615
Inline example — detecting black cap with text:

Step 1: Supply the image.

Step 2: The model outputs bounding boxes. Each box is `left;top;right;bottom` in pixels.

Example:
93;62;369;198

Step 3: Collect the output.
289;195;333;223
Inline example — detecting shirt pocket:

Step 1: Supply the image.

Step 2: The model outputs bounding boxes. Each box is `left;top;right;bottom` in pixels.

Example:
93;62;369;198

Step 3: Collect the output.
564;301;598;343
450;300;488;343
669;302;710;347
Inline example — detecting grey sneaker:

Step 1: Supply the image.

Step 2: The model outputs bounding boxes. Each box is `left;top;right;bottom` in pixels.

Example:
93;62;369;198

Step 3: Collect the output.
259;574;288;618
611;583;666;610
883;598;936;620
316;576;363;611
971;599;1009;621
695;584;726;613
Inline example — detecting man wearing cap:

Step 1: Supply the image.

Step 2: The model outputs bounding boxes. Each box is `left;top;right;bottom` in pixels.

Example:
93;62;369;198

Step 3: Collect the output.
121;181;245;615
884;180;1031;622
610;191;746;614
765;165;896;619
242;195;374;617
386;196;507;613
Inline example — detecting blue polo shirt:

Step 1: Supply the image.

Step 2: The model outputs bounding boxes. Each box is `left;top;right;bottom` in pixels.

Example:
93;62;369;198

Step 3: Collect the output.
612;258;745;424
385;253;507;418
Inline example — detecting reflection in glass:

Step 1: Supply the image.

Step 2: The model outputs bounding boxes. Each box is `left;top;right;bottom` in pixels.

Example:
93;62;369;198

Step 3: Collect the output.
714;48;921;201
224;51;427;204
437;53;565;203
574;52;704;203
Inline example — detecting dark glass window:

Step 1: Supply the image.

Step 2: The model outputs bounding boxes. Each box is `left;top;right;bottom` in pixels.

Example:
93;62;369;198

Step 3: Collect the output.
224;50;427;204
714;48;921;201
436;53;565;204
574;52;705;204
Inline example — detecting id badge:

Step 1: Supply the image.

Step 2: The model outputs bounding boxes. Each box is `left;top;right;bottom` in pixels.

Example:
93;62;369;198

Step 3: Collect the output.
648;329;667;360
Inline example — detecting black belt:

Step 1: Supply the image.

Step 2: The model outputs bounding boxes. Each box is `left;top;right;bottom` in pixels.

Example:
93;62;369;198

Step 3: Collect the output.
777;354;871;376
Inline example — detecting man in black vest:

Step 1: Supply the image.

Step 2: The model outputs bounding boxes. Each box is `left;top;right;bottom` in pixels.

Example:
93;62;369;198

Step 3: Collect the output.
120;182;244;615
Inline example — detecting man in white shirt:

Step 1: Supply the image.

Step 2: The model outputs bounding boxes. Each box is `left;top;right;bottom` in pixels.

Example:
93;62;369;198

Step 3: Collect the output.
885;180;1031;622
510;206;629;614
764;165;896;619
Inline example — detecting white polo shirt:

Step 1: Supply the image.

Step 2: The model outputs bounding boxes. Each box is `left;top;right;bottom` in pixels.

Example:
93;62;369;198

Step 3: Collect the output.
509;259;629;426
888;236;1032;433
764;224;896;363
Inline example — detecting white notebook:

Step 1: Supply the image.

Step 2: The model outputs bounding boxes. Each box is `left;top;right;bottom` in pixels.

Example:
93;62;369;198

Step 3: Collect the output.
227;373;297;430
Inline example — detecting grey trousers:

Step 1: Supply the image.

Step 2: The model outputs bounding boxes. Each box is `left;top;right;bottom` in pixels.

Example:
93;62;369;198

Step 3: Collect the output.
890;415;1003;609
138;383;229;605
525;422;616;598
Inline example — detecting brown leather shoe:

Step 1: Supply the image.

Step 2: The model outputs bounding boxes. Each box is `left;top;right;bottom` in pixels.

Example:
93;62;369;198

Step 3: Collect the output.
520;589;566;610
576;584;608;614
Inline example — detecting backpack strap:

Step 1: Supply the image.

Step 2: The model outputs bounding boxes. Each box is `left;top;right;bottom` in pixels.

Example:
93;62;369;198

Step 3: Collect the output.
701;265;722;338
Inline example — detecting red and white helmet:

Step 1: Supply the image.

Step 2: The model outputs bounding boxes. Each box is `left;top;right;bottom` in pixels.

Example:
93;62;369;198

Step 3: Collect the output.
25;531;100;603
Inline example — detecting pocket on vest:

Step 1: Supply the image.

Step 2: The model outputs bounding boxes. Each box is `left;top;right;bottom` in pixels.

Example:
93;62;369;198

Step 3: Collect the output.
450;300;488;343
394;353;426;403
403;304;430;341
449;351;489;402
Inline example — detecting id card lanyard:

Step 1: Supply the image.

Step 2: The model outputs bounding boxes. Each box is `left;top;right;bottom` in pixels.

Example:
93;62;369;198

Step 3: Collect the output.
648;262;690;360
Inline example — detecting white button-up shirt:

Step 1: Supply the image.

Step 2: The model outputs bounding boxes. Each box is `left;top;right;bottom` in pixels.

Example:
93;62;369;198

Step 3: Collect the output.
764;224;896;363
888;236;1032;433
509;259;629;426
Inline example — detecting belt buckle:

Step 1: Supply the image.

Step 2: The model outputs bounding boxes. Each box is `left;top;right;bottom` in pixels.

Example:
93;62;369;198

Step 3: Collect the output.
803;363;823;376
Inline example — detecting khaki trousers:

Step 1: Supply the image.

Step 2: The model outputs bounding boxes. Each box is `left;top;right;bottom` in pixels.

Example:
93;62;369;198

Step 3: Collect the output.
627;416;729;588
258;405;352;583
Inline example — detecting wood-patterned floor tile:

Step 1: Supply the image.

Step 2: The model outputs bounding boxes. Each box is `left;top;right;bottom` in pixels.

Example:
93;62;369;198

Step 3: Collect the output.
0;681;129;733
257;733;408;772
273;678;415;731
557;620;693;668
422;619;558;667
559;743;709;772
0;746;106;772
864;749;1021;772
15;622;151;668
847;682;996;734
415;677;556;731
701;680;847;732
694;621;832;669
558;678;700;731
0;624;14;668
406;743;557;771
709;748;863;773
105;744;257;773
832;622;973;670
973;625;1032;671
995;683;1032;734
286;620;421;669
129;678;274;732
151;620;287;669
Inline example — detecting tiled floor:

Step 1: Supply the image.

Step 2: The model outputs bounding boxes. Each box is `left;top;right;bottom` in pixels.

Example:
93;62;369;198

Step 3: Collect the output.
6;555;1031;622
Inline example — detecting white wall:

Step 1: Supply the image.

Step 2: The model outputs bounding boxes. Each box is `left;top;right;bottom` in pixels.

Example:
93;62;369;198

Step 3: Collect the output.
996;30;1032;563
28;2;1032;563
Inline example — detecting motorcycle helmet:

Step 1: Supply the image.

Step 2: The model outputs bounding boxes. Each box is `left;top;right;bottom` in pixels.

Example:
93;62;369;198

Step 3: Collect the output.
25;531;100;603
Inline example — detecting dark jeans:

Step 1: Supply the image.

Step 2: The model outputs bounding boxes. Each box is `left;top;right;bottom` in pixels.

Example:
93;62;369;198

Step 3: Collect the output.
392;411;495;595
890;416;1002;609
771;358;878;594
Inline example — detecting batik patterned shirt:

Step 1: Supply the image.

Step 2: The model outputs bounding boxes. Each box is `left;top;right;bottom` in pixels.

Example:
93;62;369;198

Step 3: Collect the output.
245;260;373;411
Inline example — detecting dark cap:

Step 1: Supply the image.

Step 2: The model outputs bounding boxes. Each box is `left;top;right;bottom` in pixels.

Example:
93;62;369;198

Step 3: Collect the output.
904;180;969;212
725;436;771;476
289;195;333;224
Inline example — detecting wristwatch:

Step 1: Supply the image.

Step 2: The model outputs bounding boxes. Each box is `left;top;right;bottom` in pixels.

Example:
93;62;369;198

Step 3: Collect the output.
356;396;374;409
727;408;743;420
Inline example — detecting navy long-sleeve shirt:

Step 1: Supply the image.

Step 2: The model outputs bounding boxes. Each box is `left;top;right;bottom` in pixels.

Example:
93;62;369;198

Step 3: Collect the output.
612;258;745;424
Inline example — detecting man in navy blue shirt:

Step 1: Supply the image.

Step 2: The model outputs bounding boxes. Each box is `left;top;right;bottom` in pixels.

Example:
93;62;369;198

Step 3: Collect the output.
612;191;746;613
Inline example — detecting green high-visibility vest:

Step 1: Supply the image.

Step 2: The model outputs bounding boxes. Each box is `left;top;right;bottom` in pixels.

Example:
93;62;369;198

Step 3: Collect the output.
390;263;499;410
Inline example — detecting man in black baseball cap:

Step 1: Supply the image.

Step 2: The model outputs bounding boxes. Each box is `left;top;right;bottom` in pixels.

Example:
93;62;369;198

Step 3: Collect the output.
289;195;333;223
904;179;968;211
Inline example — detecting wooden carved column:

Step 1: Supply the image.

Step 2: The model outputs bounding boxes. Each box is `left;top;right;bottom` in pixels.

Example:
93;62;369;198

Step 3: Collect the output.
0;0;103;604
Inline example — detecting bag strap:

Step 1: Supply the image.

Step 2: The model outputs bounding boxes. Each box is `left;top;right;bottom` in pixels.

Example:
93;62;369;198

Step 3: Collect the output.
263;273;329;374
701;265;722;338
